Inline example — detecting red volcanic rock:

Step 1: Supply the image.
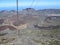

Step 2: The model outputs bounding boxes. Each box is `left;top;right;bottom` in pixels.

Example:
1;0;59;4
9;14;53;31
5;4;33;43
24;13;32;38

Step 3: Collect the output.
8;26;17;30
0;26;7;31
0;25;17;31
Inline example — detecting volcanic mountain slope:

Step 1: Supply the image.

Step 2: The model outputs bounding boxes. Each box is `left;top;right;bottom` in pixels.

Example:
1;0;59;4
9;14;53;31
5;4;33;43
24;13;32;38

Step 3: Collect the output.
0;8;60;45
0;8;60;29
0;8;60;18
0;8;60;19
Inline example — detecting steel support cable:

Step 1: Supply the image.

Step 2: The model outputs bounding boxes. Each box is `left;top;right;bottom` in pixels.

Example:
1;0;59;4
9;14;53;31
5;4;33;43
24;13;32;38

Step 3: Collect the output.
17;0;19;22
16;0;35;37
27;0;35;16
29;0;38;9
16;0;20;37
28;0;35;8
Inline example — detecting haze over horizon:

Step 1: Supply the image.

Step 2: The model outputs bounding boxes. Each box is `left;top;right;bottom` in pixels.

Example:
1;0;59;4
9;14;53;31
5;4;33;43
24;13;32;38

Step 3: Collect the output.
0;0;60;10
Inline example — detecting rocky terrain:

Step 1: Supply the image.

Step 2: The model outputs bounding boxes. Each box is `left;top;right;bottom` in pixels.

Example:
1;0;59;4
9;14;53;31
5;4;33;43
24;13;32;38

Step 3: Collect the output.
0;8;60;45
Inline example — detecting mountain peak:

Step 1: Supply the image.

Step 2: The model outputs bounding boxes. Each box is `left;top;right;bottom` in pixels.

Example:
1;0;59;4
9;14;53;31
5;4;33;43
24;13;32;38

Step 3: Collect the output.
0;10;8;13
23;8;35;11
9;10;16;12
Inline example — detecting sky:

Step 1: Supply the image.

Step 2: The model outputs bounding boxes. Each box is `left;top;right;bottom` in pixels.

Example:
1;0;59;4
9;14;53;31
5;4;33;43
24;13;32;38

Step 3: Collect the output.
0;0;60;10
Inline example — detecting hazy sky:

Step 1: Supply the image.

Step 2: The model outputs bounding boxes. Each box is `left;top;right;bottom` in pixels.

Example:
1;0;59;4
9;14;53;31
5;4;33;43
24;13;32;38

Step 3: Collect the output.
0;0;60;10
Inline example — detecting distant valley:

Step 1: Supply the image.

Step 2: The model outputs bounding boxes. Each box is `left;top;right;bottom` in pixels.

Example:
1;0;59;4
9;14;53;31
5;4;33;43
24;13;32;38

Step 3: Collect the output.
0;8;60;45
0;8;60;28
